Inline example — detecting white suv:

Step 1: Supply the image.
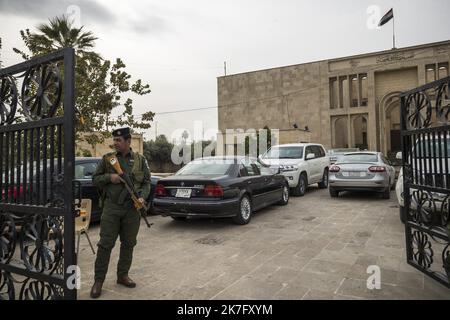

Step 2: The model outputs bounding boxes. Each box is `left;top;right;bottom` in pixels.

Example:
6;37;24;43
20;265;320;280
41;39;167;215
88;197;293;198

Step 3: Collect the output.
260;143;330;196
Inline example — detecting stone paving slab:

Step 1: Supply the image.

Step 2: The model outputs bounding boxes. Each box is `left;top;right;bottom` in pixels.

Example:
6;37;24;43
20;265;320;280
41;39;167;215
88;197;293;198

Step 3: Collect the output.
77;187;450;300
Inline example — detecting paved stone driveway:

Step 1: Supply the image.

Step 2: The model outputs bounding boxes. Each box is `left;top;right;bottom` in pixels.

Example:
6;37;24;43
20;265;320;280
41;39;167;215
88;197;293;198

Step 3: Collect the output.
77;187;450;300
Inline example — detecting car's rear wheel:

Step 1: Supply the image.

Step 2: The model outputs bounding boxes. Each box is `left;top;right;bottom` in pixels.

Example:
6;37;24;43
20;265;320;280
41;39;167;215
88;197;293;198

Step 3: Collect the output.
171;216;187;221
277;184;290;205
233;195;252;225
291;173;307;197
329;187;339;197
318;169;329;189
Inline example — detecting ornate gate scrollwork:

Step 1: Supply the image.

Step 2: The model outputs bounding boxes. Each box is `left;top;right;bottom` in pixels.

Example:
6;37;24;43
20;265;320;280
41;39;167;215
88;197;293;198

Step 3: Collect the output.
0;48;76;299
22;63;62;120
0;213;17;265
401;75;450;288
0;75;18;126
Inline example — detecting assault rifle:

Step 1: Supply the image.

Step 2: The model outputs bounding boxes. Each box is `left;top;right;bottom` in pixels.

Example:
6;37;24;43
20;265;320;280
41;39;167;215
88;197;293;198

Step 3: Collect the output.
106;155;153;229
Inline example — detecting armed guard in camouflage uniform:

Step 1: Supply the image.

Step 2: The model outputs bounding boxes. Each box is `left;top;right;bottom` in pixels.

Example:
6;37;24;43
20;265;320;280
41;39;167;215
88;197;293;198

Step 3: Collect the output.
90;127;151;299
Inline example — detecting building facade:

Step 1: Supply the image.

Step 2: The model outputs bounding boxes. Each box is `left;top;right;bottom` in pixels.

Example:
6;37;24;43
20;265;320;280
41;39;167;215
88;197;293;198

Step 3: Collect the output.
217;40;450;158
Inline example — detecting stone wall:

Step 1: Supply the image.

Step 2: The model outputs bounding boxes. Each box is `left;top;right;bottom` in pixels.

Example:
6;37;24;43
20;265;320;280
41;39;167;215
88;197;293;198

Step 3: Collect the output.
218;40;450;153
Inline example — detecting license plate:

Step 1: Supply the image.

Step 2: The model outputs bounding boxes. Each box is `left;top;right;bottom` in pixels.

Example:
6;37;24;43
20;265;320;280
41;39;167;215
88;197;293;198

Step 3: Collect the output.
176;188;192;198
342;172;366;177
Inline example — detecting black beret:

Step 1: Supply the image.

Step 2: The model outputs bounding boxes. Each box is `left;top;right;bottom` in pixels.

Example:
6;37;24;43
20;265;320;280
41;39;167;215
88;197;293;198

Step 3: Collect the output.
112;127;131;137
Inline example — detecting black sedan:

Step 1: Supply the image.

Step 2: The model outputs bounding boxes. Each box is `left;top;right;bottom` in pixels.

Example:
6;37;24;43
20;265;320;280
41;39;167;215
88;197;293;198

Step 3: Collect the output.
153;156;290;225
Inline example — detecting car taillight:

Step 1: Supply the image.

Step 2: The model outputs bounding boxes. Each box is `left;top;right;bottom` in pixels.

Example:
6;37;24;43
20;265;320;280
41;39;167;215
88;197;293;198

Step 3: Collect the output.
329;165;340;173
12;186;18;199
13;185;24;198
155;184;167;196
369;166;386;172
1;186;24;200
203;185;224;197
1;186;23;199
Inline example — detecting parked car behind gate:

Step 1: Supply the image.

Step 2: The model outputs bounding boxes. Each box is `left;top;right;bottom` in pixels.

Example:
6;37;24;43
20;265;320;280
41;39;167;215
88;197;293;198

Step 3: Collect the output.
259;143;330;196
1;157;160;223
153;156;290;225
328;148;360;164
395;135;450;223
328;151;396;199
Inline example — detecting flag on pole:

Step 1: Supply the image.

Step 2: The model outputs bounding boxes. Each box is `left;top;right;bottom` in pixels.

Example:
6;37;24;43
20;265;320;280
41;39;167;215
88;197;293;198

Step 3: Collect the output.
378;8;394;27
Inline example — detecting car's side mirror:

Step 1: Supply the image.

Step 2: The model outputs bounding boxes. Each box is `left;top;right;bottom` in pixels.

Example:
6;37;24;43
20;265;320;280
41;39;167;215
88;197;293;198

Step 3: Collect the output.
306;153;315;160
396;151;402;160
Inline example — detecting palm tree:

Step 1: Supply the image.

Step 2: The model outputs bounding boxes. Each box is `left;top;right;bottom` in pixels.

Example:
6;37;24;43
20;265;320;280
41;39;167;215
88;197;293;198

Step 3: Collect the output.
13;16;103;127
37;16;97;54
182;130;189;144
17;15;100;62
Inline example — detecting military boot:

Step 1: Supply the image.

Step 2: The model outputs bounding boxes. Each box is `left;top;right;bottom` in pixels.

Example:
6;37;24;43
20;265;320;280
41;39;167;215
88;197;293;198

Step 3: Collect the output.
90;280;104;299
117;275;136;288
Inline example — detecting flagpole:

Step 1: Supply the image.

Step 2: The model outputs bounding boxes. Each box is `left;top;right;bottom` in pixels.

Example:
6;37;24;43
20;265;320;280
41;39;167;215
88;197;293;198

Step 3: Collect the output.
392;14;396;49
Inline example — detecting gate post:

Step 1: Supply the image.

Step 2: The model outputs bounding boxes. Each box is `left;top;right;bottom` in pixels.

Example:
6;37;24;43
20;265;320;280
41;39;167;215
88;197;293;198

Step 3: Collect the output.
63;48;77;300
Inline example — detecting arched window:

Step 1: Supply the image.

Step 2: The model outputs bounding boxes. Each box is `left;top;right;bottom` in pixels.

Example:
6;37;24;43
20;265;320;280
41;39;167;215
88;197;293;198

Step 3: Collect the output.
350;75;358;108
339;76;348;108
360;74;368;106
426;64;436;83
329;77;338;109
438;62;449;80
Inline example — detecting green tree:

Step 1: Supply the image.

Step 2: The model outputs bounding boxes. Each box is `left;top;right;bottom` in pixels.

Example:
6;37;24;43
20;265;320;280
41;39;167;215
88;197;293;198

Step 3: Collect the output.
143;135;180;172
13;16;154;147
143;135;173;164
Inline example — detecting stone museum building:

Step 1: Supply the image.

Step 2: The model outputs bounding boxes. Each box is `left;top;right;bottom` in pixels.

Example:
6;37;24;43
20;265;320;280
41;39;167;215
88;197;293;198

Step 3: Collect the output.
217;40;450;158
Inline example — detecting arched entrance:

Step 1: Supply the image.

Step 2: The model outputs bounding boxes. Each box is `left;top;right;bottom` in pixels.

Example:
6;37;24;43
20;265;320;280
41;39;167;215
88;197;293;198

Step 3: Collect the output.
386;103;401;154
352;115;368;150
379;92;402;157
332;117;349;148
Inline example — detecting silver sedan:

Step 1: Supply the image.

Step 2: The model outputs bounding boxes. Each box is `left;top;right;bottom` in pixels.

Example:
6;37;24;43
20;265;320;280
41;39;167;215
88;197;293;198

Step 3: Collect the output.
328;152;396;199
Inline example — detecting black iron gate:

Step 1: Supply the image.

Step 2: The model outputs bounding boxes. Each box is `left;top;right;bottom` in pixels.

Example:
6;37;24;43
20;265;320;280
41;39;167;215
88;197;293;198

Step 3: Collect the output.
0;48;77;299
401;75;450;288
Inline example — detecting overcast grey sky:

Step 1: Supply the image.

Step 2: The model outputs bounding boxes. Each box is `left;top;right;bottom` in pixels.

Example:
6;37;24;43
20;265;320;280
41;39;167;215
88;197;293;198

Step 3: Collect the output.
1;0;450;143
